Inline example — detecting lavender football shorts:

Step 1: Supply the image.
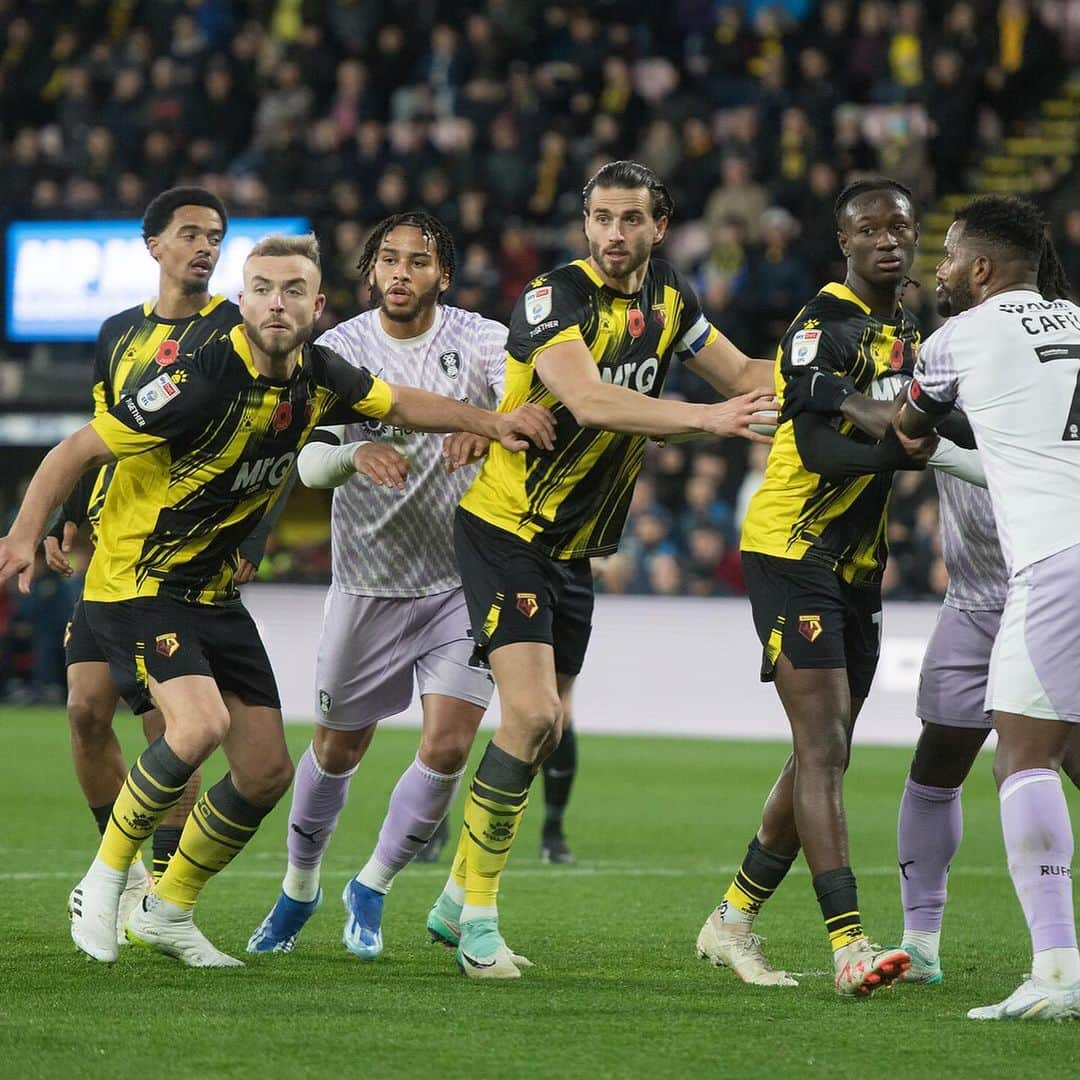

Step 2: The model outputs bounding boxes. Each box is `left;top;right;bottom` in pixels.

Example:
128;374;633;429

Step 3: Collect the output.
986;542;1080;723
314;585;494;731
916;604;1001;729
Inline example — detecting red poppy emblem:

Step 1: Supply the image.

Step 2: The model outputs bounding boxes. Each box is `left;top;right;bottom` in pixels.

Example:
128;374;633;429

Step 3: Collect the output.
155;339;180;366
627;308;645;338
889;339;905;371
272;401;293;432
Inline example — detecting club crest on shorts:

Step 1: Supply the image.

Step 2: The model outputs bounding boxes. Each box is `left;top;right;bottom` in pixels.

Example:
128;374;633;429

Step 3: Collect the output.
319;689;333;714
515;592;539;619
439;350;461;379
797;614;823;643
155;632;180;658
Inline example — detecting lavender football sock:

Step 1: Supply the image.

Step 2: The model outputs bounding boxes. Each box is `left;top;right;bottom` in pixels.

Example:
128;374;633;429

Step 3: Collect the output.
897;778;963;934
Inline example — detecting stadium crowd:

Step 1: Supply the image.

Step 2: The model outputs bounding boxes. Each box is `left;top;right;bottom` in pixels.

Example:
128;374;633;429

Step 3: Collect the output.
3;0;1080;699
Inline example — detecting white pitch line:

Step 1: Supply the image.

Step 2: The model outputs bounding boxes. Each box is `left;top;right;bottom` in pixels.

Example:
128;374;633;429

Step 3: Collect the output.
0;864;1007;882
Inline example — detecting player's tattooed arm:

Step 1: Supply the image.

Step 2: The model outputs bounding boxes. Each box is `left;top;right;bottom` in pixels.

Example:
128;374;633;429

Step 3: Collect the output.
0;425;114;592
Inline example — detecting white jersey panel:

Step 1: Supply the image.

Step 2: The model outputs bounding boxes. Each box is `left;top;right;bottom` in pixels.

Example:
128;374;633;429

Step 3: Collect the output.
935;470;1007;610
914;291;1080;574
316;306;508;595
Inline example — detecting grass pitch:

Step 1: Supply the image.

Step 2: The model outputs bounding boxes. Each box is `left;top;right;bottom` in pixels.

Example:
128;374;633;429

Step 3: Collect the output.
0;707;1077;1078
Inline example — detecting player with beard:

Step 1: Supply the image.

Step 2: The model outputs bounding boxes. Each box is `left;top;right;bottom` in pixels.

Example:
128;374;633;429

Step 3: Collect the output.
697;179;939;998
0;234;555;968
247;212;533;960
895;196;1080;1020
40;188;250;943
424;160;778;979
781;220;1080;990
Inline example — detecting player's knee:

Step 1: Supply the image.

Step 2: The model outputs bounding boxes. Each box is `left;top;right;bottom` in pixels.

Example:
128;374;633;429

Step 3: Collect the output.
189;706;231;752
67;697;114;741
503;692;561;742
419;727;474;774
313;725;371;773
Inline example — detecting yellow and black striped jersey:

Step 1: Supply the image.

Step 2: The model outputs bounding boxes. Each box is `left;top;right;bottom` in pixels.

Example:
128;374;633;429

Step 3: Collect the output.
84;325;393;605
461;258;719;559
740;282;921;586
79;294;241;533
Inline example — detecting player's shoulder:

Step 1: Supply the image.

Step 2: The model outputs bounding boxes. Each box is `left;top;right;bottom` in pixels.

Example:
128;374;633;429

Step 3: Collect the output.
99;301;152;340
439;305;508;347
202;296;241;328
523;261;595;305
647;257;693;293
185;327;241;376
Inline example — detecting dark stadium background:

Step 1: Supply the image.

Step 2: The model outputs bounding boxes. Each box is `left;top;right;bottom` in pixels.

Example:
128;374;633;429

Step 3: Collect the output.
2;0;1079;701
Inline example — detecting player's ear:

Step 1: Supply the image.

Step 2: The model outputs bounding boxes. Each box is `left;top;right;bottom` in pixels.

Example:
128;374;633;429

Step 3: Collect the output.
313;292;327;321
653;215;668;245
146;236;161;263
836;229;850;257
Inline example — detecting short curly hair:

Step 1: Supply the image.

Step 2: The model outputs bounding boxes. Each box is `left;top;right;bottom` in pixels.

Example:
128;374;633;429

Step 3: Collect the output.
953;195;1045;269
141;186;228;243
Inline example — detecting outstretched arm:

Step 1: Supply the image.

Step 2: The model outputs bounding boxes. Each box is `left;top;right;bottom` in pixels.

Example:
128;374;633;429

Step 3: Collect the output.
535;338;775;442
0;426;114;591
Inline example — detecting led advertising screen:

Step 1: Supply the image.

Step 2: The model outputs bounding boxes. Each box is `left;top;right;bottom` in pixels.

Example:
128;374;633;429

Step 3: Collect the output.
6;217;309;342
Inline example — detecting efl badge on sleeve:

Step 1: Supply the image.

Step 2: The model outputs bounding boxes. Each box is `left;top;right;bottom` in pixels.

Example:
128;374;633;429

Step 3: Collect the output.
136;373;182;412
515;593;539;619
525;286;553;325
439;350;461;378
797;615;823;643
791;329;821;367
155;632;180;658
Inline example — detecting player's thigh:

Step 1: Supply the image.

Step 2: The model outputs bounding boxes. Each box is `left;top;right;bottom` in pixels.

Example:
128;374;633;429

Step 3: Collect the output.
80;599;158;717
415;589;494;747
741;552;848;684
314;587;414;731
916;605;1000;731
200;603;281;712
772;653;852;764
987;549;1080;724
221;692;292;804
550;558;594;680
452;507;560;665
840;580;883;700
489;641;561;730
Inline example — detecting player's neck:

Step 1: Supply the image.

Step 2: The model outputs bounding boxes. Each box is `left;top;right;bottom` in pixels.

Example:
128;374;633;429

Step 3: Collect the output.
377;304;438;341
588;256;649;295
843;272;901;321
980;278;1039;303
154;281;209;321
244;330;300;382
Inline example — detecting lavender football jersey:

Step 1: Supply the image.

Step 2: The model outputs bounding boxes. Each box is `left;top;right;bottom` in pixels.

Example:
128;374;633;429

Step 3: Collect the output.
316;306;507;596
935;469;1007;611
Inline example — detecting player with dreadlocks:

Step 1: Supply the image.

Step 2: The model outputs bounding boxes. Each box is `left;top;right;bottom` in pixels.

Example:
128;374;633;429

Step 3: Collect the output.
248;211;523;959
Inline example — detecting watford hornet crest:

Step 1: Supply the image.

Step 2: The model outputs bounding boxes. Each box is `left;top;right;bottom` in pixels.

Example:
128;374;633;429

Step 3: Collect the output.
439;350;461;379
